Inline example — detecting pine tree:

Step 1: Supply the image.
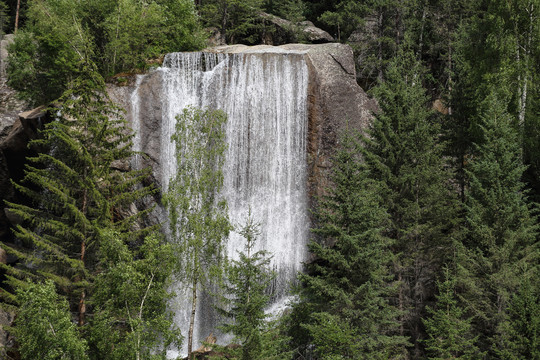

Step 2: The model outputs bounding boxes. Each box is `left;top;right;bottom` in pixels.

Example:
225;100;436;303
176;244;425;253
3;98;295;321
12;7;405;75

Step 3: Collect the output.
494;276;540;360
217;212;280;360
423;267;481;360
458;91;539;357
163;106;231;358
295;130;408;359
1;67;155;326
200;0;264;44
364;50;459;356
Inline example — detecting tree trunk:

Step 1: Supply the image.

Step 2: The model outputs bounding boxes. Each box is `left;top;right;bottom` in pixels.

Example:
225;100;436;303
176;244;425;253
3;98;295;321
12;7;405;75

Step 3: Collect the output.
78;188;88;326
188;276;198;359
447;39;453;116
417;7;426;60
518;2;534;128
220;4;228;45
377;9;384;82
78;289;86;326
15;0;21;33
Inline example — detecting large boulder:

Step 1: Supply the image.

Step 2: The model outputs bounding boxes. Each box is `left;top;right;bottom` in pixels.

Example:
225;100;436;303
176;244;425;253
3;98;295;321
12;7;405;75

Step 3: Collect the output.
0;307;15;359
0;107;46;242
259;13;334;45
0;34;14;78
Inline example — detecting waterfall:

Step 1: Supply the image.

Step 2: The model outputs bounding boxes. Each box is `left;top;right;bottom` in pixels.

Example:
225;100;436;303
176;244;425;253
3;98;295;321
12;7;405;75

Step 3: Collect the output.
143;50;309;357
130;75;144;169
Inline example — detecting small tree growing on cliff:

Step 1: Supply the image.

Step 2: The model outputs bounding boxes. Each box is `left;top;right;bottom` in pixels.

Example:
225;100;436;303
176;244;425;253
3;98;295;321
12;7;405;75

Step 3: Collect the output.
164;106;231;359
217;212;278;360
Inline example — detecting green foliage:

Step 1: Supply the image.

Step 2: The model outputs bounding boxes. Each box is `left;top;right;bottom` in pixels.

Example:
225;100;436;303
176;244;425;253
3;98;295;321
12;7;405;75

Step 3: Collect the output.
449;0;540;200
315;0;406;84
102;0;166;74
318;0;366;42
302;312;359;359
217;213;278;360
7;0;206;104
13;280;89;360
0;1;8;34
89;230;181;360
458;90;539;356
7;0;93;104
1;70;159;359
165;105;230;291
295;130;408;359
201;0;264;44
263;0;305;23
366;50;458;354
164;105;231;356
101;0;205;75
495;277;540;360
423;268;481;360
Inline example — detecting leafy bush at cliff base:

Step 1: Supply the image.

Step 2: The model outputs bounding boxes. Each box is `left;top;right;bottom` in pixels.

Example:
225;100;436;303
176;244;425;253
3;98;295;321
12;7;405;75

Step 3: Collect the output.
13;280;89;360
7;0;206;105
88;230;181;360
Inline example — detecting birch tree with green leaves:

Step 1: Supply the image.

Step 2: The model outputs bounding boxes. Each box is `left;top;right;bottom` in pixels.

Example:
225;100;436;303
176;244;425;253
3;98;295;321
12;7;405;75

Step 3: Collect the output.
164;106;231;359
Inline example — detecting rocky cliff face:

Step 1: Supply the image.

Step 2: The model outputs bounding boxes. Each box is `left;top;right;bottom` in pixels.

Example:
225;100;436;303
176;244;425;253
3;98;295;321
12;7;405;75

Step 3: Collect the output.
108;43;376;201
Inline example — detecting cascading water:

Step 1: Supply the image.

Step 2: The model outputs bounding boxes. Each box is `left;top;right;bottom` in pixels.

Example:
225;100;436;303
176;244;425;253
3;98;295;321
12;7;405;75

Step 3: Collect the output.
134;50;310;357
130;75;144;169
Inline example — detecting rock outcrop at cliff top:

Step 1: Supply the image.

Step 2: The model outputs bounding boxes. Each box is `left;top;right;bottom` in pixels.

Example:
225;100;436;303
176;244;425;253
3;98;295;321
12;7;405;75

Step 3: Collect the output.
108;43;377;200
258;13;334;45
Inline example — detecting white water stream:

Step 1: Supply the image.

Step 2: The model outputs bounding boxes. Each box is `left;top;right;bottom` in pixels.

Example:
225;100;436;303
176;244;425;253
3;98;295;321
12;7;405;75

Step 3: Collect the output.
132;50;310;356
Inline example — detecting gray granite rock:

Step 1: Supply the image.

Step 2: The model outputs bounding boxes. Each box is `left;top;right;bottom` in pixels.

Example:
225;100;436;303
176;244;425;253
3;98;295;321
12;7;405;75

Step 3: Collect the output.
109;43;377;201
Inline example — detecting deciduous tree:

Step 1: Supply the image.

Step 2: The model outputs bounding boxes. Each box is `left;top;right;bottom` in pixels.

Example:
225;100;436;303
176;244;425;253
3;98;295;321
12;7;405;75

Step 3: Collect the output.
13;280;89;360
164;106;231;358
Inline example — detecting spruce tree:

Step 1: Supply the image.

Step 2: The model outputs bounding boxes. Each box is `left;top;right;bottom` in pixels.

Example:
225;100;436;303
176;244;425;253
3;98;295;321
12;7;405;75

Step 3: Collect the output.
423;267;481;360
458;91;539;357
295;130;408;359
1;67;155;325
364;50;458;356
218;213;280;360
493;276;540;360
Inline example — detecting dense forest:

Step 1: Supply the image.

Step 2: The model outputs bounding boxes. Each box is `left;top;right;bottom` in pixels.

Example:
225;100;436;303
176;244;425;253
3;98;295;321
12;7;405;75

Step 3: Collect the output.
0;0;539;359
